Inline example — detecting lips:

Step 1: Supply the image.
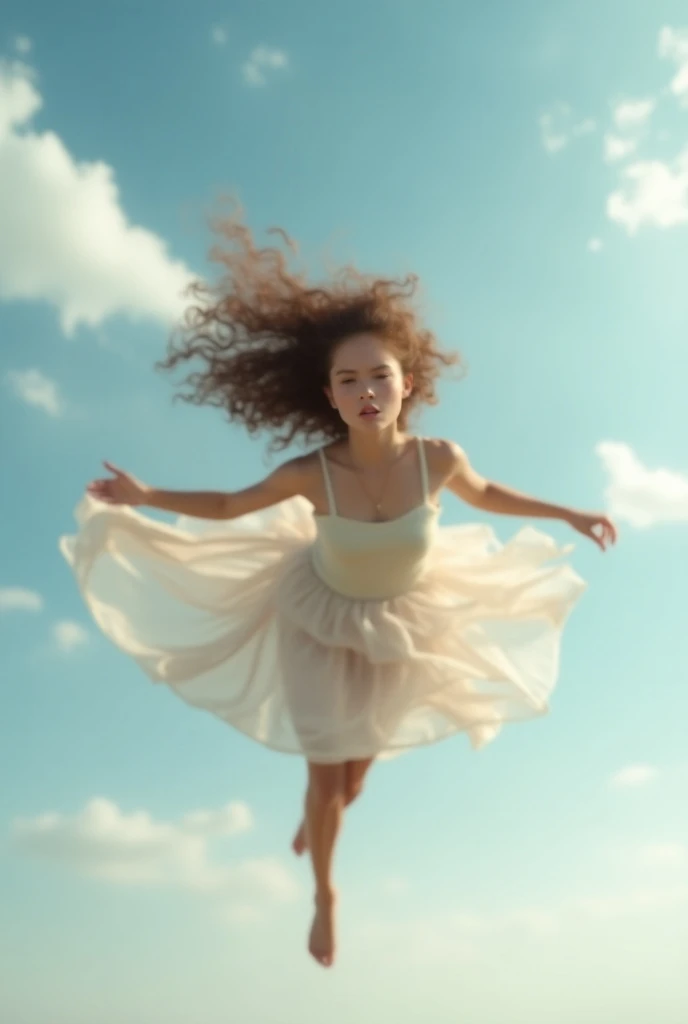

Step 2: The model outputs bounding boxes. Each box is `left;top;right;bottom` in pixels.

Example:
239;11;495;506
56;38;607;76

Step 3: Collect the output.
359;405;380;417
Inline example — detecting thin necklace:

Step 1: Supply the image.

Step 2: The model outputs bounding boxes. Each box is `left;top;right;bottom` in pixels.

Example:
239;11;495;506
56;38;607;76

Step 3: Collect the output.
348;445;407;521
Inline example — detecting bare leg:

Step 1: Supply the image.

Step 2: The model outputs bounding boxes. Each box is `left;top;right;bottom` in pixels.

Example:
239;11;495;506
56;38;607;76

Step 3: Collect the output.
292;757;374;856
305;762;346;967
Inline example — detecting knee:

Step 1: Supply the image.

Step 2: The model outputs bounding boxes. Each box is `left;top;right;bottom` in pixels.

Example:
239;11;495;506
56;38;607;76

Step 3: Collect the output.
308;764;346;805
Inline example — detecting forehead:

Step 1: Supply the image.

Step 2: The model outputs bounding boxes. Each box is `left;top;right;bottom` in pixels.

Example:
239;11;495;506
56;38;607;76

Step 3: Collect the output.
330;333;400;370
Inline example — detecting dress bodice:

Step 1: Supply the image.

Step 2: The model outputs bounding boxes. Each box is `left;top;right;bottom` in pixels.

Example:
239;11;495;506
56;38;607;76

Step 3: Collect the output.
311;437;440;600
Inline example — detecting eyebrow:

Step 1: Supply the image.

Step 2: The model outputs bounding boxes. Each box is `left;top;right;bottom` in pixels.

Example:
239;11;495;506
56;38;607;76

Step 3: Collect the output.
334;364;391;376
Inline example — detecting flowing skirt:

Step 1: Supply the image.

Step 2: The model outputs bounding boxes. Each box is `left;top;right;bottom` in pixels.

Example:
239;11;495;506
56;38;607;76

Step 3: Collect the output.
60;495;587;762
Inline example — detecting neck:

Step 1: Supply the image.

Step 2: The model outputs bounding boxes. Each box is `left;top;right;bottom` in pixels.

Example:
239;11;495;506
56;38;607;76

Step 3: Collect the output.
345;424;408;467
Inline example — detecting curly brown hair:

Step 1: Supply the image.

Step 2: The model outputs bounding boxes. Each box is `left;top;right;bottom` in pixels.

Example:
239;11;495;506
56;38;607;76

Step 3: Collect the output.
156;205;462;452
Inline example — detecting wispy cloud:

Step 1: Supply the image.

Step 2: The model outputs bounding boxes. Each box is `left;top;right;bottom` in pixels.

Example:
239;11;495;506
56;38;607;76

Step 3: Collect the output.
658;26;688;106
53;621;89;653
0;59;194;336
613;98;656;131
587;237;603;252
539;103;596;155
241;46;289;88
637;842;687;867
211;26;228;47
6;368;63;416
578;885;688;920
382;874;410;896
609;764;660;788
13;35;33;56
0;587;43;612
10;797;299;908
597;442;688;527
603;134;638;164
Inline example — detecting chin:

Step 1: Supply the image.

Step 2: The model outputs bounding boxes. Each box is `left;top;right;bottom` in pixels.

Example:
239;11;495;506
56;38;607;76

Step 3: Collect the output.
352;415;386;430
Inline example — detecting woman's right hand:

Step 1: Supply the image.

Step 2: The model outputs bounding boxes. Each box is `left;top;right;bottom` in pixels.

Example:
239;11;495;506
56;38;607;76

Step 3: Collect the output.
87;461;150;507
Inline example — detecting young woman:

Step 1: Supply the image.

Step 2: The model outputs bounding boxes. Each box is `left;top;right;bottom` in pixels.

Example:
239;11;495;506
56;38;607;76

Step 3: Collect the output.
62;213;617;968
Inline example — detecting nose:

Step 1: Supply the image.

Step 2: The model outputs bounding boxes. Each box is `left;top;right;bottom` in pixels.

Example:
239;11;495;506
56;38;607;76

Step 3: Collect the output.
360;385;374;398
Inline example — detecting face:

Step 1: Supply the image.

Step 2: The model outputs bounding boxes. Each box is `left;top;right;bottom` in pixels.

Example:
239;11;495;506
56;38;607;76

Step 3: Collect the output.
325;333;413;431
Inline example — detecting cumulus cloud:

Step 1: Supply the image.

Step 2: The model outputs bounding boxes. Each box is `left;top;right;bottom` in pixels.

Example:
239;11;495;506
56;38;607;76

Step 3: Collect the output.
606;147;688;233
0;587;43;612
10;797;299;907
597;442;688;527
53;620;89;652
241;46;289;87
539;103;596;154
609;764;660;788
0;59;195;337
658;26;688;106
6;368;62;415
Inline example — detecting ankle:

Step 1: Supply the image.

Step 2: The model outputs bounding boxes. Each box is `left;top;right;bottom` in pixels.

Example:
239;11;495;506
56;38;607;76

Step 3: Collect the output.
315;885;336;906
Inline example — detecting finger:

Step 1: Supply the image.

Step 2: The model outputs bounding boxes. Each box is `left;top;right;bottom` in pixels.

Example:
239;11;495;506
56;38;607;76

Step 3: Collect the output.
590;528;605;552
103;460;123;477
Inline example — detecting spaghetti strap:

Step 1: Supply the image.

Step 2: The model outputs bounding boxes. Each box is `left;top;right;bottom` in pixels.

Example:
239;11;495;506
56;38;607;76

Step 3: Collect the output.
417;437;429;500
318;448;337;515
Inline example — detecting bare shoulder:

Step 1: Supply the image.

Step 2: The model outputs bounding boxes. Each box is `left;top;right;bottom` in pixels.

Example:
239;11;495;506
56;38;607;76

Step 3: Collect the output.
420;436;488;506
420;437;469;481
265;450;319;495
264;449;325;502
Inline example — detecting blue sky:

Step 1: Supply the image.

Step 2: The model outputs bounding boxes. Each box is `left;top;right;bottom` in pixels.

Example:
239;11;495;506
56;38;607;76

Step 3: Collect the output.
1;2;688;1021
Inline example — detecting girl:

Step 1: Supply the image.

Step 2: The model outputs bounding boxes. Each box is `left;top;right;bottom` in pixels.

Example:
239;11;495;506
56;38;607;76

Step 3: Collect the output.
62;213;617;968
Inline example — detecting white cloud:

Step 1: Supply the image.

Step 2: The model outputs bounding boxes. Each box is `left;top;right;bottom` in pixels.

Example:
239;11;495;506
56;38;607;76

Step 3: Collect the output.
0;587;43;612
53;620;89;652
382;875;410;895
658;26;688;106
609;764;659;788
604;134;637;163
13;36;33;56
539;103;596;155
241;46;289;88
572;118;597;138
6;368;62;415
10;797;299;907
577;885;688;920
0;59;194;336
587;237;603;252
211;26;228;46
597;442;688;528
613;99;656;131
358;904;557;966
607;146;688;233
638;842;687;867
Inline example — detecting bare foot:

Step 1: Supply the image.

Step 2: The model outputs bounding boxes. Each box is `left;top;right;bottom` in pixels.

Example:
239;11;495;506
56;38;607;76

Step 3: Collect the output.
308;890;336;968
291;820;308;856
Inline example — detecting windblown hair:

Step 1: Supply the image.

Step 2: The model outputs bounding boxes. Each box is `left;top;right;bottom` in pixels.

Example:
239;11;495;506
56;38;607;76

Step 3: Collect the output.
156;205;462;452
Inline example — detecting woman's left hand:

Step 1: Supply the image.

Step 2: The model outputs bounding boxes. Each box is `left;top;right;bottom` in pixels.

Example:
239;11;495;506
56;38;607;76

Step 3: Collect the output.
566;510;618;552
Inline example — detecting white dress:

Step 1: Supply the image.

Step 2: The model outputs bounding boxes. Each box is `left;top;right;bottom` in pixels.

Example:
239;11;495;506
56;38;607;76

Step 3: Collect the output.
60;438;587;763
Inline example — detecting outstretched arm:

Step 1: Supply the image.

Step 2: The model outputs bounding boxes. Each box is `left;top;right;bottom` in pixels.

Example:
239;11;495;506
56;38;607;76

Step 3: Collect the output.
443;442;617;552
87;458;307;520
